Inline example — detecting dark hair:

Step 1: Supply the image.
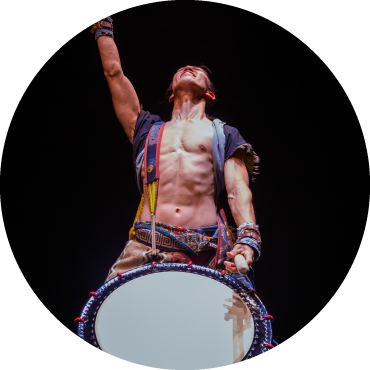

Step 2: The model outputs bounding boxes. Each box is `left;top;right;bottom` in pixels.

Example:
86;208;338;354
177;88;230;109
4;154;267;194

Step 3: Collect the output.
164;65;217;120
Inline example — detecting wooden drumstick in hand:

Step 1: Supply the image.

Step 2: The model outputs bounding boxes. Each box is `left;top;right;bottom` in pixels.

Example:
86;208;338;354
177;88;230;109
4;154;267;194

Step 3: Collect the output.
234;254;250;275
225;245;254;275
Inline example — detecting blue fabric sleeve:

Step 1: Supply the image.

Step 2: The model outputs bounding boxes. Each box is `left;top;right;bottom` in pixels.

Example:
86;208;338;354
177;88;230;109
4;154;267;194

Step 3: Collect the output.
223;125;259;179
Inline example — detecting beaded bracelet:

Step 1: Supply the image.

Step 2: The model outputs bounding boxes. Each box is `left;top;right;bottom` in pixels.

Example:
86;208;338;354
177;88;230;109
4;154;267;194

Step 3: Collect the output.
90;16;114;40
236;221;262;261
236;237;261;261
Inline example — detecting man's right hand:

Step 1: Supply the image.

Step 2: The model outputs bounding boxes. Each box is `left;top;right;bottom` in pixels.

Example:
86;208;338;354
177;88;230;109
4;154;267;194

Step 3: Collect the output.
224;243;254;273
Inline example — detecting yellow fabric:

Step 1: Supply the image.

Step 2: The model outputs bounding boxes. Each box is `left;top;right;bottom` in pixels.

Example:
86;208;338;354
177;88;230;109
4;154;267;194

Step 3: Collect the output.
151;182;155;211
230;228;236;244
145;180;158;215
129;194;145;240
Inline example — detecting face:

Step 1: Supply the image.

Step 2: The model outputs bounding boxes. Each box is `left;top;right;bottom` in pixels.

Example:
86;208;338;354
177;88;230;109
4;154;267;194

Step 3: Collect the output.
171;66;210;97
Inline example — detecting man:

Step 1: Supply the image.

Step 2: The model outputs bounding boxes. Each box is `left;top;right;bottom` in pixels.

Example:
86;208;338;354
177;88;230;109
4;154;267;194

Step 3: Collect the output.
91;18;261;288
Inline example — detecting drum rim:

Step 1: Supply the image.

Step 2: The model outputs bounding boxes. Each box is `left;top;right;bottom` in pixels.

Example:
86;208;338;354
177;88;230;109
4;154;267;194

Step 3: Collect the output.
77;263;273;362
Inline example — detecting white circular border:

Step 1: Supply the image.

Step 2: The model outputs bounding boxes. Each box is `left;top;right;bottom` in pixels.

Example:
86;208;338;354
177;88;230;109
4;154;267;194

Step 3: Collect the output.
1;1;369;370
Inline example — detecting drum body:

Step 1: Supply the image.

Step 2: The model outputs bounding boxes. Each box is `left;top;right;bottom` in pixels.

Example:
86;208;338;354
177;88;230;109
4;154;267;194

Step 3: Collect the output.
77;263;273;369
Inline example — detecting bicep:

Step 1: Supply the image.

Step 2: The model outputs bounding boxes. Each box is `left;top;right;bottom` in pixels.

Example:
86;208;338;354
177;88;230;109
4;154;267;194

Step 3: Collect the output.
106;72;140;143
224;150;255;224
224;149;250;192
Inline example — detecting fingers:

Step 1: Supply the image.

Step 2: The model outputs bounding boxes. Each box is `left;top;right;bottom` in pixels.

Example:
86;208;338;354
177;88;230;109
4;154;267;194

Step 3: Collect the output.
243;248;254;267
227;244;254;267
224;261;238;273
226;249;239;258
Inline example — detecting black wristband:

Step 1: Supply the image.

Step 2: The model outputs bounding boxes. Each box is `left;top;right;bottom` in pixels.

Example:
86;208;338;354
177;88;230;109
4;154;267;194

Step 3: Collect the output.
95;28;114;40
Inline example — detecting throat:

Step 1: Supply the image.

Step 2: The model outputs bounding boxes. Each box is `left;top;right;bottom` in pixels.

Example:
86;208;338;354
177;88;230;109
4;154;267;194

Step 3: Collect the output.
171;99;207;122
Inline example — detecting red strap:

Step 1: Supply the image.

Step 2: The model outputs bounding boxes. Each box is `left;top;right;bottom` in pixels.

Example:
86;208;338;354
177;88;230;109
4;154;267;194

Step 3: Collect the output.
188;261;193;268
220;208;235;264
89;292;98;298
74;317;85;326
220;270;226;277
152;261;156;268
264;315;274;322
248;289;257;294
117;272;123;278
214;214;222;266
220;209;230;229
264;343;274;349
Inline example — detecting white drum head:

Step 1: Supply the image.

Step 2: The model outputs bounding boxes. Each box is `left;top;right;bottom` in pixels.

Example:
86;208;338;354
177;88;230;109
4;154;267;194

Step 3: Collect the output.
95;271;254;369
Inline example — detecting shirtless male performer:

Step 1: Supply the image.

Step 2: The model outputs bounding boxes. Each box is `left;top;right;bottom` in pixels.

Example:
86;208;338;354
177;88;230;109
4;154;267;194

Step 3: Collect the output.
91;17;261;289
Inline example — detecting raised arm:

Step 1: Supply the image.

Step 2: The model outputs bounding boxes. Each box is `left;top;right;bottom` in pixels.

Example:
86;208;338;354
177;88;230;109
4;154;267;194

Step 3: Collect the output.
223;149;257;272
96;32;140;143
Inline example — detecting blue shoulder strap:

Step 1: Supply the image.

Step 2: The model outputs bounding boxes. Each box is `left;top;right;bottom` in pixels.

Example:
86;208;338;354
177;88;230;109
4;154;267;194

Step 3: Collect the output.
143;120;166;258
145;121;165;184
212;119;226;197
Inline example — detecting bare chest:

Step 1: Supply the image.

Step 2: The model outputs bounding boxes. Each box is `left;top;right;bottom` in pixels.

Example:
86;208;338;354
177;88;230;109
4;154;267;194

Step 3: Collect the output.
160;121;213;156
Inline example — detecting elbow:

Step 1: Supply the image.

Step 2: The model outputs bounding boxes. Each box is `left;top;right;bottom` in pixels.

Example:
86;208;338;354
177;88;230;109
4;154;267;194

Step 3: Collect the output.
104;62;123;80
227;187;237;202
227;184;253;205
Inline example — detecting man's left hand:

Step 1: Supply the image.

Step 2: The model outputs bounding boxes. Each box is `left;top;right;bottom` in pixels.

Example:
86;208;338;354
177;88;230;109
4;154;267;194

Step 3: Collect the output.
224;243;254;273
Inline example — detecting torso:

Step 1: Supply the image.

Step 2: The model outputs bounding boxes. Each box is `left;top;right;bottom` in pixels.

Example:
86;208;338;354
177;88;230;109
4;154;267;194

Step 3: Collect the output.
140;119;218;228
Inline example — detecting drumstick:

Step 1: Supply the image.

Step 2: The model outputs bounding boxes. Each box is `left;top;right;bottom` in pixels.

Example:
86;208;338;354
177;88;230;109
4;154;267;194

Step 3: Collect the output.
234;254;250;275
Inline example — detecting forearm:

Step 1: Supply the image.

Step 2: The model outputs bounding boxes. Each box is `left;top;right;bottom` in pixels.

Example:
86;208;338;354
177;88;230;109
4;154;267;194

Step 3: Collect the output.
228;181;256;226
224;151;261;270
92;21;140;143
97;36;122;77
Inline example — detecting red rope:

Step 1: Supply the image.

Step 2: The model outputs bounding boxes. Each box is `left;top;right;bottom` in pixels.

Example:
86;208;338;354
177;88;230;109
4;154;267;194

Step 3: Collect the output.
152;261;156;268
248;289;257;294
264;315;274;322
89;292;98;298
74;317;85;326
117;272;123;278
221;270;226;277
188;261;193;268
264;343;274;349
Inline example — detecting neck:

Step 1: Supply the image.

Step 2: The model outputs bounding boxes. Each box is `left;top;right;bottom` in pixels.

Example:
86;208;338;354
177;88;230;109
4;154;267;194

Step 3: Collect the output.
171;92;207;122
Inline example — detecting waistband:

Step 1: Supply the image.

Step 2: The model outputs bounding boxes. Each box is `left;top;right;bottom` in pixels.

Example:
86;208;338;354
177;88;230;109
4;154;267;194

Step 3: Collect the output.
134;220;218;254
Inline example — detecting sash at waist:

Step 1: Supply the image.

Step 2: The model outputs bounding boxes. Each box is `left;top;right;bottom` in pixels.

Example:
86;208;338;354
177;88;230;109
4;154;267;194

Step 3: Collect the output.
134;220;218;254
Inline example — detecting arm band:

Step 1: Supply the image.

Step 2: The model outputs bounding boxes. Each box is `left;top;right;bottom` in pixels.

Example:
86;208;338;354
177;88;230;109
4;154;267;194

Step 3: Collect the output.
236;221;261;261
236;237;261;261
90;17;114;40
95;28;114;40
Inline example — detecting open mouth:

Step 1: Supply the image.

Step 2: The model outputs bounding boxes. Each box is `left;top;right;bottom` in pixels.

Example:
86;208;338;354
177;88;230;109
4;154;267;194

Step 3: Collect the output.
181;70;196;77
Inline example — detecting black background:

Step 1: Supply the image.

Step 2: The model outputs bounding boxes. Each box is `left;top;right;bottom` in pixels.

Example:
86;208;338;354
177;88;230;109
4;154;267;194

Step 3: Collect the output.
1;1;369;345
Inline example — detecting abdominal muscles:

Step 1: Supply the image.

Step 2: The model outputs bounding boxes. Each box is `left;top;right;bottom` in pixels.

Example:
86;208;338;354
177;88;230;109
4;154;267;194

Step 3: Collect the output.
140;141;217;228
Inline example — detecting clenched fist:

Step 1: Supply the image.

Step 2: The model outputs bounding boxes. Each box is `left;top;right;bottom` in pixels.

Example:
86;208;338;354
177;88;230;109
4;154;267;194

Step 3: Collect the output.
224;243;254;273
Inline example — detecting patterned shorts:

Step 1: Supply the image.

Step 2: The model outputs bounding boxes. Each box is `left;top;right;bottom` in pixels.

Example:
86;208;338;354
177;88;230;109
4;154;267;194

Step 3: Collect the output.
105;238;216;283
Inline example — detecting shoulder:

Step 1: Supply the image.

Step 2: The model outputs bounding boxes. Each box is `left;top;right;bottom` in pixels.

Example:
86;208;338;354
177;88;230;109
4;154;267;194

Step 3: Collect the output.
132;109;162;162
222;123;260;179
223;124;248;158
134;109;162;138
